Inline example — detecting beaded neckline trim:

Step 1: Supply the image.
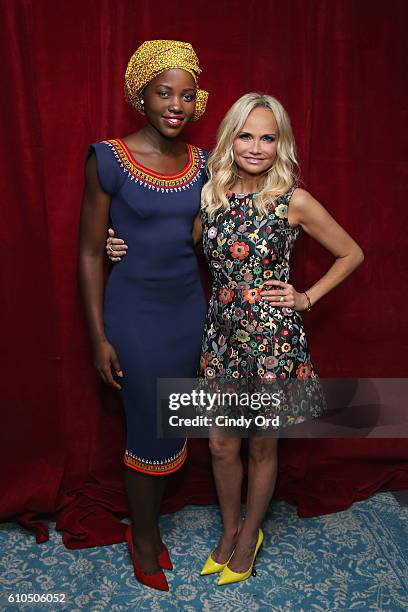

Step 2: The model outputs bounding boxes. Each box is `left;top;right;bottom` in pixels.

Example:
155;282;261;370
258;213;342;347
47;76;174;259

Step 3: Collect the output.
104;139;205;192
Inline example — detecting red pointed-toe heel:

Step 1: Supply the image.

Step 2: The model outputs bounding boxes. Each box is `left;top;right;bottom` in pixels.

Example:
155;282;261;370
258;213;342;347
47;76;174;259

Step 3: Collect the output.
125;526;169;591
157;544;173;570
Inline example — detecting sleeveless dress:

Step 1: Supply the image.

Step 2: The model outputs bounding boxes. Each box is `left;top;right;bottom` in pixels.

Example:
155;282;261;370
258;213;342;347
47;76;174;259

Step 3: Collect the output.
199;187;326;430
88;139;207;473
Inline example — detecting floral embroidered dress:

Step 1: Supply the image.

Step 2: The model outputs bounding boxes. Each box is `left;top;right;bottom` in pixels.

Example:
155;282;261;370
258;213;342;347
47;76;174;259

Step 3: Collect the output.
199;187;326;428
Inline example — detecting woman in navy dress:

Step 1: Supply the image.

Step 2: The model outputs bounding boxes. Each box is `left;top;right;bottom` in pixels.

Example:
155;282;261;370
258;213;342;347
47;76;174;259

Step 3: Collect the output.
78;40;208;591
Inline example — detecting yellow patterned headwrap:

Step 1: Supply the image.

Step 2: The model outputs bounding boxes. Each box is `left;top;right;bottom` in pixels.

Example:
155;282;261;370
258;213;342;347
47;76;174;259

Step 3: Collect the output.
125;40;208;122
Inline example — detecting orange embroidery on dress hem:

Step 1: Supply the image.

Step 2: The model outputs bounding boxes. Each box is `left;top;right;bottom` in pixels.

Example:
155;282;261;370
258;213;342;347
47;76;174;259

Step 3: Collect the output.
124;444;187;475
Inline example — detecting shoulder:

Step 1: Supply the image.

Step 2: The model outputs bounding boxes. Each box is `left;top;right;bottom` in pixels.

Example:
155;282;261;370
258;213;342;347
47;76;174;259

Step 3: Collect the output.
289;187;318;214
195;148;209;182
191;145;209;163
87;139;116;160
287;185;314;226
86;139;119;168
289;187;313;206
189;146;209;184
288;188;324;226
86;139;124;195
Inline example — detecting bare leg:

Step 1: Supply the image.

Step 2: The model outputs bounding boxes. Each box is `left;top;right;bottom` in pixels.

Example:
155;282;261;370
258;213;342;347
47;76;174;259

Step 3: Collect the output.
209;434;243;563
227;437;278;572
125;468;167;574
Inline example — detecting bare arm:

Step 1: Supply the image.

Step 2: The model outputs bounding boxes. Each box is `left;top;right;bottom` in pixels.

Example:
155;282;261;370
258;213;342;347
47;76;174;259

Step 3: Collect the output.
78;154;123;388
262;188;364;309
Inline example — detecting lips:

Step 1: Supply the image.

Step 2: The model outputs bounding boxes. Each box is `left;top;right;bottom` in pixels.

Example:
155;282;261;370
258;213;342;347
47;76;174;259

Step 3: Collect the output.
162;115;184;128
243;157;266;164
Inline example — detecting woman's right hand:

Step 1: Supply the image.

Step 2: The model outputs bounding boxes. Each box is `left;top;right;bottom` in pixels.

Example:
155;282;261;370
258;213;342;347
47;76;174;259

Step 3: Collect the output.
92;338;124;390
106;228;128;262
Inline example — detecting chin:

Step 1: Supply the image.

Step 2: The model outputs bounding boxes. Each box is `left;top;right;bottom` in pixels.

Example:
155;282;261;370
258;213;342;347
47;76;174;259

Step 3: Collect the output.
151;118;185;138
163;129;183;137
241;165;270;176
157;126;184;139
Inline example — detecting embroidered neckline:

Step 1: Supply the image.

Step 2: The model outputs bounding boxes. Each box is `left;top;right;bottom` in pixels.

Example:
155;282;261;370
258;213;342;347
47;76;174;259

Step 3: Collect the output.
118;138;193;178
105;138;205;192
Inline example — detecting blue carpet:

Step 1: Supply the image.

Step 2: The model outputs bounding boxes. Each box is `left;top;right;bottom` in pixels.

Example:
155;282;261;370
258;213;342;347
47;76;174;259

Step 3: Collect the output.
1;492;407;611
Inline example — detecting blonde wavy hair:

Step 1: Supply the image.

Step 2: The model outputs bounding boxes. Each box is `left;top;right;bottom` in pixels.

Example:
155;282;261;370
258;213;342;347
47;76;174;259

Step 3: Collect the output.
201;93;299;216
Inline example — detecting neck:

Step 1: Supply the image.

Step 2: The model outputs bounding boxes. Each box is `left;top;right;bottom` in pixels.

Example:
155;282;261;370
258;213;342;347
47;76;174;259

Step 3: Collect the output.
231;170;264;194
140;123;184;155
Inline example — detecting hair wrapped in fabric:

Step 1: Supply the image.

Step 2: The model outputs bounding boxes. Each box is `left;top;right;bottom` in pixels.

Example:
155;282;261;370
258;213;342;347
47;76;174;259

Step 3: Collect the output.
124;39;208;121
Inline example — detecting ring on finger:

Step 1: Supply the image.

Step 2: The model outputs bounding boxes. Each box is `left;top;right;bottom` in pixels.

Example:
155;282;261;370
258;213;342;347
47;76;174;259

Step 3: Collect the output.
107;245;113;253
280;296;285;303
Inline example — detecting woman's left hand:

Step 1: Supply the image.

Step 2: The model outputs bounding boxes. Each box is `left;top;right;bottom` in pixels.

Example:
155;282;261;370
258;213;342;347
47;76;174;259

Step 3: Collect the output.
260;280;308;311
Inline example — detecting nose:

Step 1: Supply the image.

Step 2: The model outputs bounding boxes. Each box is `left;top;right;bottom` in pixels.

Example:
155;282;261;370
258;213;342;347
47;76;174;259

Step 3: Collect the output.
168;95;182;113
249;139;261;154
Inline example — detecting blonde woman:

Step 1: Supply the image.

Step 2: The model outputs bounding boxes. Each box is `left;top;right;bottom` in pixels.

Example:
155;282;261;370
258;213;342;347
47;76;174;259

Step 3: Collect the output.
107;92;364;585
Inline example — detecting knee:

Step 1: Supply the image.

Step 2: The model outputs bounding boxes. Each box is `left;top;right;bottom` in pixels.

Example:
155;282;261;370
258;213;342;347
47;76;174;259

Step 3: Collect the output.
248;440;277;464
209;438;240;463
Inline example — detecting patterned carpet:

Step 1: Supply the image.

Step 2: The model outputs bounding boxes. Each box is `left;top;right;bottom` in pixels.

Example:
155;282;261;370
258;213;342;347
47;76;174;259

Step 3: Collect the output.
1;492;407;611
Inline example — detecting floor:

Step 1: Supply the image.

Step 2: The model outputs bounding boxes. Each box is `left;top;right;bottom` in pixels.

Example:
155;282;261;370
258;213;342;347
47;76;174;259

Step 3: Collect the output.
0;491;407;611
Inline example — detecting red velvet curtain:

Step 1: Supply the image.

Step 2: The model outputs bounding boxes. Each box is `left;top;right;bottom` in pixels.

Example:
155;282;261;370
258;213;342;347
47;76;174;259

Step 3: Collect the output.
1;0;407;547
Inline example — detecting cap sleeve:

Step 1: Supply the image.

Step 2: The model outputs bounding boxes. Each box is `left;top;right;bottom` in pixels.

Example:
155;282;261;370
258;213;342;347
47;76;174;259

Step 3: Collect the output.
86;141;123;196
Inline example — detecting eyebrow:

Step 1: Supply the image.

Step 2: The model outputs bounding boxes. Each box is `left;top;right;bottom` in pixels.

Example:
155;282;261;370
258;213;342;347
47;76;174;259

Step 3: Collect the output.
238;131;277;137
155;84;197;91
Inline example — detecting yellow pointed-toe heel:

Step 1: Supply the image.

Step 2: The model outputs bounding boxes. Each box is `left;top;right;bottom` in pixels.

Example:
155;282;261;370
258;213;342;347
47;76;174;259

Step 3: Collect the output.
200;550;234;576
217;529;264;585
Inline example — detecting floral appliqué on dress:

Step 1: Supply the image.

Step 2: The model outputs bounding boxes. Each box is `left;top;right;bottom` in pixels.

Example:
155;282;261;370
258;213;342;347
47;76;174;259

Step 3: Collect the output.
199;187;326;428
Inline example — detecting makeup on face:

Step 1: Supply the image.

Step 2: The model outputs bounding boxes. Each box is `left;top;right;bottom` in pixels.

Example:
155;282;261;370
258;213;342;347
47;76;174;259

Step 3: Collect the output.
143;69;197;136
233;107;278;177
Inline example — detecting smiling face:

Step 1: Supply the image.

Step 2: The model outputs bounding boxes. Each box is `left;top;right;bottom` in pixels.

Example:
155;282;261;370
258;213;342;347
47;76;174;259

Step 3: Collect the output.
142;69;197;137
233;106;278;177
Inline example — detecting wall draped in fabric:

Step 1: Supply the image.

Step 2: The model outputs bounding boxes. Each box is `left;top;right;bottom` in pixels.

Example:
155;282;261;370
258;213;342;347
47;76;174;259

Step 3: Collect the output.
1;0;407;547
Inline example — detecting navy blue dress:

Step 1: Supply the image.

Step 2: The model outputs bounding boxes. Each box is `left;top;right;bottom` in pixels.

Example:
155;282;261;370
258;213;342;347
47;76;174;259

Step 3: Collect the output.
88;139;207;475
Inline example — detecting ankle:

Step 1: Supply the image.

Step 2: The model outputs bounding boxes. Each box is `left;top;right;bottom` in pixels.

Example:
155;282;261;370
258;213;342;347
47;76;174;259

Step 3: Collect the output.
132;534;156;550
237;519;256;534
223;526;240;539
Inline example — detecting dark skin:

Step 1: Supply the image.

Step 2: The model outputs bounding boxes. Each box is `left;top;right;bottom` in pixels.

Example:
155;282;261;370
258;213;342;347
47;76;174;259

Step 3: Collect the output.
78;68;198;574
122;69;197;173
79;68;198;389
